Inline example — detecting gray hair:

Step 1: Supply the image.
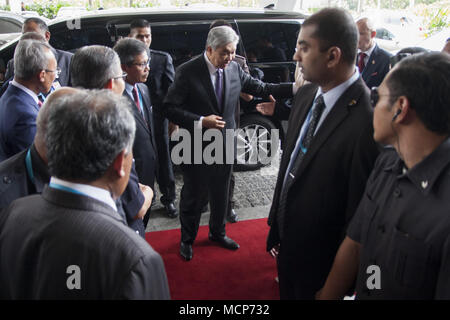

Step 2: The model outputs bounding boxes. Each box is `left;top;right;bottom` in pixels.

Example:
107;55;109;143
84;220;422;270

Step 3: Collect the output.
113;38;148;66
13;39;52;80
70;45;121;89
46;89;136;182
206;26;239;50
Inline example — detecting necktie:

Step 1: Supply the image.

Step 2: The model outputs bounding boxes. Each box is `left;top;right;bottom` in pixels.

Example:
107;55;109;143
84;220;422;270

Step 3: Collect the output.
132;86;143;116
358;52;367;73
37;100;43;108
276;94;326;239
215;69;223;110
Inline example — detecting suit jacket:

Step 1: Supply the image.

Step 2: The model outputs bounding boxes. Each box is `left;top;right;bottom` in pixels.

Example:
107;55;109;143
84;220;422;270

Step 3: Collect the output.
123;83;158;188
0;84;39;161
360;44;392;89
147;49;175;111
162;54;293;164
0;144;146;237
0;186;170;299
267;78;380;298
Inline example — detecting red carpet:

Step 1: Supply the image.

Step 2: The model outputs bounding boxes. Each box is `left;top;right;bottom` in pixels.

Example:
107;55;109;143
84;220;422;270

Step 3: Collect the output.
145;218;280;300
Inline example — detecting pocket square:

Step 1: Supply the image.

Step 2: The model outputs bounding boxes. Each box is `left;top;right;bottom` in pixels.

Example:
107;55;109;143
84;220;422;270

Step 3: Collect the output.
371;72;378;76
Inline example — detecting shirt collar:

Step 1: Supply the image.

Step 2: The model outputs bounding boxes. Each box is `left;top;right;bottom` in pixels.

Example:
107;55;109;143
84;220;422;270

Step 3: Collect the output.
124;82;136;98
204;51;219;76
316;68;360;110
10;80;39;105
49;177;118;211
385;137;450;195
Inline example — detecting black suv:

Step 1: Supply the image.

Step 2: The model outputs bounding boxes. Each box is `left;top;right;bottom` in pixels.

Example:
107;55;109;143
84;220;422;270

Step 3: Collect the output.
0;8;305;170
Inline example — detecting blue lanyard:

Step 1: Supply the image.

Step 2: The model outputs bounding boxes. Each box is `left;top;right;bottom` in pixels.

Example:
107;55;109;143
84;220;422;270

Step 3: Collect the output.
49;182;87;196
25;148;35;185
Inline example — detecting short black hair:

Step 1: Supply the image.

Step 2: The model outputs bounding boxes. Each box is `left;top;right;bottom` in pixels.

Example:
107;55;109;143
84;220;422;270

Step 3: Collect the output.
130;19;151;31
386;52;450;135
23;17;49;33
113;38;148;66
302;8;358;65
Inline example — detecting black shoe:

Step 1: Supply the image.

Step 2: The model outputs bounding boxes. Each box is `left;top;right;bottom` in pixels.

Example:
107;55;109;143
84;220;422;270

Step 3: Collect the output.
208;234;240;250
180;242;193;261
227;208;239;223
164;202;178;219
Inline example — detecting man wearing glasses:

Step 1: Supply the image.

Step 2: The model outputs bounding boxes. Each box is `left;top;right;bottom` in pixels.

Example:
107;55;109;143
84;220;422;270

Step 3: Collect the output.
114;38;158;229
0;39;57;161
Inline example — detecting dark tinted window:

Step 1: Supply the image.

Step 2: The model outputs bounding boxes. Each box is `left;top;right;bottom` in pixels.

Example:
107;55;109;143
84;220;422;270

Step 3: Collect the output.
50;25;112;53
237;21;300;63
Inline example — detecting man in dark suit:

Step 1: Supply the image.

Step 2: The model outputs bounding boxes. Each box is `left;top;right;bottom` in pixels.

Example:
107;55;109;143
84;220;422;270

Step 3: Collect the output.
163;26;294;261
70;45;153;237
1;17;73;97
0;89;170;299
264;8;380;299
356;17;392;89
0;39;57;161
114;38;158;228
129;19;178;219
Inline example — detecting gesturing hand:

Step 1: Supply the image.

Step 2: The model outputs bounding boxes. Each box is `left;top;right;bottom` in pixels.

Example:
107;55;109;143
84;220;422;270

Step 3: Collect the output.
202;115;226;129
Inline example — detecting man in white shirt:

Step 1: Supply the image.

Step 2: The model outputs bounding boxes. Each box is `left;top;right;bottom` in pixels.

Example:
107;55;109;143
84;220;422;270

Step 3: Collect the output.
356;17;392;89
0;39;56;161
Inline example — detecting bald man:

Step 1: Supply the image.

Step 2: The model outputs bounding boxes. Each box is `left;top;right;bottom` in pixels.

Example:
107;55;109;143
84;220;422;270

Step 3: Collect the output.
356;17;392;89
0;87;79;211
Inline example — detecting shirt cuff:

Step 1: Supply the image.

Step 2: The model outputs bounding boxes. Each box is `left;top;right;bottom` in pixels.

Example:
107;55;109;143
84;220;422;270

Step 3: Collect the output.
197;116;204;129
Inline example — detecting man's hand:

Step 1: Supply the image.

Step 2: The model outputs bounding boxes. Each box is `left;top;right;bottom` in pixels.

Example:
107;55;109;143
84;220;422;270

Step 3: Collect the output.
202;115;226;129
256;95;276;116
135;183;153;220
269;243;280;258
168;121;179;137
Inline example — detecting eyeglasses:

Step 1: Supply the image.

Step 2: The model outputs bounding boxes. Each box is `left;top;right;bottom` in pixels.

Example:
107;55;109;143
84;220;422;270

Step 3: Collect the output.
370;87;390;107
131;60;150;68
45;67;61;79
112;72;128;80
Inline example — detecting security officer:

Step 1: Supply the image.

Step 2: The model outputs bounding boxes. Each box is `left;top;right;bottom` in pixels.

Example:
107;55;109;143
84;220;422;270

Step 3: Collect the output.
317;52;450;299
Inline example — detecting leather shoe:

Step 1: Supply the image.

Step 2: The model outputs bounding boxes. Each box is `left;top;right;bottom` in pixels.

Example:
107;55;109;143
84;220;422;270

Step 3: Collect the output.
180;242;193;261
164;202;178;219
227;208;239;223
209;234;240;250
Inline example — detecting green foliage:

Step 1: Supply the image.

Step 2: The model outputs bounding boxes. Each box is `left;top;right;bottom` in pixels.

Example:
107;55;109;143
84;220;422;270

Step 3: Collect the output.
25;2;72;19
0;5;11;11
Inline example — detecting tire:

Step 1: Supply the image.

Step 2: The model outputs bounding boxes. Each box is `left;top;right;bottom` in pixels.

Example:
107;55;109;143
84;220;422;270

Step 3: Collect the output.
234;113;279;172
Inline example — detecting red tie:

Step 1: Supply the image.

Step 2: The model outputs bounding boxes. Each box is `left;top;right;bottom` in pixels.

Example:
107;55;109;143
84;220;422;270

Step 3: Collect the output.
132;86;142;114
358;52;367;73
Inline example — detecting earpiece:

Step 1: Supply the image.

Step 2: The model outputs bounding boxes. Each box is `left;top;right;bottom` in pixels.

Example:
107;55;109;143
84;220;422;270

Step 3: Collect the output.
392;109;402;122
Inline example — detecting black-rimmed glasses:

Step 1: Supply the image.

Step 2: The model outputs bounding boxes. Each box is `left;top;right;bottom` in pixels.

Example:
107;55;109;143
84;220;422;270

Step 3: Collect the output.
370;87;390;108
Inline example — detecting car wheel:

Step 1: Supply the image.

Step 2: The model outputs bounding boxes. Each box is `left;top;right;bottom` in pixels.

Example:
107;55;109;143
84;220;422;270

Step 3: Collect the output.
234;114;279;172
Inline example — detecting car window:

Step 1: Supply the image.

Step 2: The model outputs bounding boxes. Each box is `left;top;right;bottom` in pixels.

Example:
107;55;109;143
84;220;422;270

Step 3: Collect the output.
0;19;22;34
50;26;113;52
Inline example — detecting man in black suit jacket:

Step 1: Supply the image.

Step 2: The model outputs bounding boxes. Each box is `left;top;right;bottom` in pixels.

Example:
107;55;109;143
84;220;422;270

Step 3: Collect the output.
163;26;294;261
264;8;380;299
1;17;73;97
129;19;178;219
114;38;159;228
0;90;169;299
356;17;392;89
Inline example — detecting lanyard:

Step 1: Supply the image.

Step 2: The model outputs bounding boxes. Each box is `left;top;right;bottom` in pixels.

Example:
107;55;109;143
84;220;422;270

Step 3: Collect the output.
25;148;35;185
49;182;87;196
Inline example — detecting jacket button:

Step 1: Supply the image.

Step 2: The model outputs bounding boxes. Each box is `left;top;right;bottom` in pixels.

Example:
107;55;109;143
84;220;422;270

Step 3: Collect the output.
393;188;401;197
3;176;11;184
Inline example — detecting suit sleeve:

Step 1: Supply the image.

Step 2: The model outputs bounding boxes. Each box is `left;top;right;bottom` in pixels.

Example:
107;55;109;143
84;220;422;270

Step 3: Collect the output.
119;252;171;300
120;164;145;221
9;106;37;156
240;67;293;100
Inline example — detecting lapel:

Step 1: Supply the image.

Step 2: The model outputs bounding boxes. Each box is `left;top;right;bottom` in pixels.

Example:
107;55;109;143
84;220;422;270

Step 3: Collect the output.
196;55;222;115
290;78;365;181
137;83;157;148
222;65;232;114
123;90;150;135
